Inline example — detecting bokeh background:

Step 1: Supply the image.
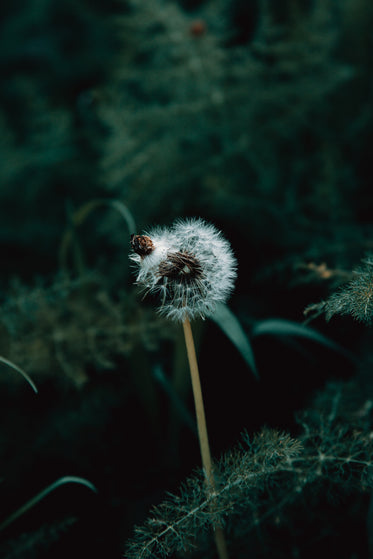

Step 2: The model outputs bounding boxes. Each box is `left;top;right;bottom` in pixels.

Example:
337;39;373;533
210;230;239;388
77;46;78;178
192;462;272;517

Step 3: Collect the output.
0;0;373;557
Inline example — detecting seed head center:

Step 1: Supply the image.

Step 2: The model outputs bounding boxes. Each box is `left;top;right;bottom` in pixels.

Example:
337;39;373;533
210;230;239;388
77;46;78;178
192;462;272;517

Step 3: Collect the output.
158;251;203;282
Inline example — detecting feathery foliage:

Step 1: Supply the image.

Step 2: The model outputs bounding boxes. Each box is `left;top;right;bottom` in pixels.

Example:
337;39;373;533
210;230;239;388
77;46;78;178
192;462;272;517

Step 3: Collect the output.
125;380;373;558
305;256;373;325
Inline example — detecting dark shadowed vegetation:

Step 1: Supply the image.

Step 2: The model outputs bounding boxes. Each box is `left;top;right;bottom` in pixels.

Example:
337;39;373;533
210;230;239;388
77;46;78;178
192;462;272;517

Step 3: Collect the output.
1;0;373;557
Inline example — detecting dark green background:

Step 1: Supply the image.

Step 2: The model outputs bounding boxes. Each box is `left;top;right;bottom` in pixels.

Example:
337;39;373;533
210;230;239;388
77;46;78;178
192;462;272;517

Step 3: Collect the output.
0;1;372;557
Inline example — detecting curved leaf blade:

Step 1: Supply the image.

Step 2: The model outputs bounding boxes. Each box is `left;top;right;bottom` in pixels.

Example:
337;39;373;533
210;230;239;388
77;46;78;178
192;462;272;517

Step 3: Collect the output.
0;476;97;531
0;355;38;393
212;303;258;379
252;318;355;362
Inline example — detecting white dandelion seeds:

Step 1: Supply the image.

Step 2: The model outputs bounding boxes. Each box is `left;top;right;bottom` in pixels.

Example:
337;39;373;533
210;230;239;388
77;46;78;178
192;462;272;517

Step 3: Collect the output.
130;218;237;322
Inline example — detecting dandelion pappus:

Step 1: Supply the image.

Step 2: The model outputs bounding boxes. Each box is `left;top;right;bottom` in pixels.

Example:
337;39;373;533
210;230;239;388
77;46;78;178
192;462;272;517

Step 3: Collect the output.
129;218;237;322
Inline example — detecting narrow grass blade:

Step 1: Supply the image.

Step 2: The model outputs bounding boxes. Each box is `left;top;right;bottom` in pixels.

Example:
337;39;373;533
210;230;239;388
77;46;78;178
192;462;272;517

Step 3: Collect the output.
0;356;38;393
212;303;258;379
59;198;136;272
72;198;136;235
106;199;136;234
0;476;97;531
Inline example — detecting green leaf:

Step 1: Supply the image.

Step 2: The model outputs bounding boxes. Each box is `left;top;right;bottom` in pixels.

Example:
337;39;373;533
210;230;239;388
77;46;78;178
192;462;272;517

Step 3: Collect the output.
252;318;355;362
0;355;38;393
212;303;258;379
0;476;97;531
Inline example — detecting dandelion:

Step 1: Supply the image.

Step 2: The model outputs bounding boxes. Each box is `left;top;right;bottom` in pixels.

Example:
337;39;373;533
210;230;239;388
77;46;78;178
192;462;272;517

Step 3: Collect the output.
130;217;237;322
130;217;236;559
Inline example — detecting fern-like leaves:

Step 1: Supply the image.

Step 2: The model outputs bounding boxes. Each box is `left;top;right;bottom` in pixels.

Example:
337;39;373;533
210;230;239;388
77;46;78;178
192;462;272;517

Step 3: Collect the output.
125;383;373;558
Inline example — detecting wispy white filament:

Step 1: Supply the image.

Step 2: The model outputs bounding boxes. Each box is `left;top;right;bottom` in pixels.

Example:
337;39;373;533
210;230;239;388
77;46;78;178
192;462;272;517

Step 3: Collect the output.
130;218;237;322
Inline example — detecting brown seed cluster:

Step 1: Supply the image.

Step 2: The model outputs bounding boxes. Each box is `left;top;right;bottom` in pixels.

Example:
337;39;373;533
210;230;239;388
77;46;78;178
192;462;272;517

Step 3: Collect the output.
158;251;204;282
130;234;155;257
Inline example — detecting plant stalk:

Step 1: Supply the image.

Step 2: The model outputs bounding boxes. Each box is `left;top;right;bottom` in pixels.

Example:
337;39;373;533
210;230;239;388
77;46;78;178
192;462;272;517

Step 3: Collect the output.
182;316;229;559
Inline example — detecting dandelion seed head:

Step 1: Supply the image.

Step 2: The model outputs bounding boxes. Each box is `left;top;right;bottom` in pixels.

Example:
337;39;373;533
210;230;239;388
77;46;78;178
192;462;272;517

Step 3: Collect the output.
130;218;237;322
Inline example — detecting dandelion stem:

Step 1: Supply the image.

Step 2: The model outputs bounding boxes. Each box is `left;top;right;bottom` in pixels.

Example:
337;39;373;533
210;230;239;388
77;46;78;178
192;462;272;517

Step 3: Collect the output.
182;317;213;482
182;316;229;559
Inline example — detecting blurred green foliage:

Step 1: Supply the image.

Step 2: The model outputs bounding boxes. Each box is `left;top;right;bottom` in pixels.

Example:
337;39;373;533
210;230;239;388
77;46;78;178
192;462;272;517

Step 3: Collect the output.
1;0;373;557
1;0;373;281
